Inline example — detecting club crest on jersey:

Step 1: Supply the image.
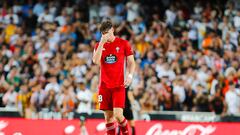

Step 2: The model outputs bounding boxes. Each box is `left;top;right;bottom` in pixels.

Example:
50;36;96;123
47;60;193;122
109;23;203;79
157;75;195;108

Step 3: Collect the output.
105;54;117;64
116;47;120;53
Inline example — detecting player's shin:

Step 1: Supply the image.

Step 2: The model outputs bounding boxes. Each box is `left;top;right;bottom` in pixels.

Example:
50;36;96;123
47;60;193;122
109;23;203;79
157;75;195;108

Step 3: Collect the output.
106;122;116;135
119;118;129;135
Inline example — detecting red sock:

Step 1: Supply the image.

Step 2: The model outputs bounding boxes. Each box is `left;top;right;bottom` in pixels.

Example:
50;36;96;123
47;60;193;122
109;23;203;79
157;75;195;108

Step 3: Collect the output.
119;118;129;135
106;122;116;135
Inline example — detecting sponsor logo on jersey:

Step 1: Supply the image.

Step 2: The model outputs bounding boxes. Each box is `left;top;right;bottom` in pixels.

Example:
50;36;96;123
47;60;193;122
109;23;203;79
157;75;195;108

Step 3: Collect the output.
105;54;117;64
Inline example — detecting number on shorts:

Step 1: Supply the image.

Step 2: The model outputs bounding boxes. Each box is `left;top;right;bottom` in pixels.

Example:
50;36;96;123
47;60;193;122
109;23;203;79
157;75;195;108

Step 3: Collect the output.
98;95;103;102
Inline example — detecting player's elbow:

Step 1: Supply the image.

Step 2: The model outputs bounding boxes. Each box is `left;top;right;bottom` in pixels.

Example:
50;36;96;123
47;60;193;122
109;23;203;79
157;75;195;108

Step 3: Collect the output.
92;58;97;64
129;59;135;69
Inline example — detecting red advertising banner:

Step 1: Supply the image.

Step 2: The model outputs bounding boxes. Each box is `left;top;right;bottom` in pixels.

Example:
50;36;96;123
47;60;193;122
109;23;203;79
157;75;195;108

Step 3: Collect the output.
0;118;80;135
84;119;240;135
0;118;240;135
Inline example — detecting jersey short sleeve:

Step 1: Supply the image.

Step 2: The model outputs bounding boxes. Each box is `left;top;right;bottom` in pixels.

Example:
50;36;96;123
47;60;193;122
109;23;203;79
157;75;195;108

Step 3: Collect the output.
124;40;133;56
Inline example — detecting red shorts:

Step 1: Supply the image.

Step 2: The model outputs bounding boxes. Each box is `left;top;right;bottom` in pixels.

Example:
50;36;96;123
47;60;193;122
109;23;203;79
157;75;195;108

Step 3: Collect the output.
98;86;125;110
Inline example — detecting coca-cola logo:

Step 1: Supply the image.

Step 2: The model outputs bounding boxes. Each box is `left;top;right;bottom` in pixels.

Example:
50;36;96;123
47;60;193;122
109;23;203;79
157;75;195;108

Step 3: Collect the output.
146;123;216;135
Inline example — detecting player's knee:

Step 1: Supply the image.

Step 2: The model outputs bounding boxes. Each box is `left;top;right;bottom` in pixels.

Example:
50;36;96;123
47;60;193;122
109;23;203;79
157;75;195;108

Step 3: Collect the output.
104;112;115;123
105;116;115;123
113;110;123;120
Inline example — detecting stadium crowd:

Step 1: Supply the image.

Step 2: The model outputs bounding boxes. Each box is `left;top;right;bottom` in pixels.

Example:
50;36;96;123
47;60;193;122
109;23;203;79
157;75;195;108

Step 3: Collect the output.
0;0;240;118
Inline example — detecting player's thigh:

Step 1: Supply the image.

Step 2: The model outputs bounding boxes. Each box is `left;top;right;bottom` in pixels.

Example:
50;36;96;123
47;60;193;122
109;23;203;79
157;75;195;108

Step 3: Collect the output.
112;87;125;108
98;88;113;110
104;110;114;123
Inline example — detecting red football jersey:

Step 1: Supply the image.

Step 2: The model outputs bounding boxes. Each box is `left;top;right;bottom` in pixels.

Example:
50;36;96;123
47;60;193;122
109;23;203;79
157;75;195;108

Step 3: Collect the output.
94;37;133;89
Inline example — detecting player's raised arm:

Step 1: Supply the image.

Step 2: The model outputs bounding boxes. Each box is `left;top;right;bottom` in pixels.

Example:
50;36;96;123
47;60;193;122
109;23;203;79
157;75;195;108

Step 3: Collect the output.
92;21;114;65
92;34;108;65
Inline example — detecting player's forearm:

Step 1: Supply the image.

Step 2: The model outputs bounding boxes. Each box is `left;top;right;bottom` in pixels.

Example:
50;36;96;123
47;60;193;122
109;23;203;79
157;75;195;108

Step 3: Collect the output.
92;42;104;65
127;58;135;77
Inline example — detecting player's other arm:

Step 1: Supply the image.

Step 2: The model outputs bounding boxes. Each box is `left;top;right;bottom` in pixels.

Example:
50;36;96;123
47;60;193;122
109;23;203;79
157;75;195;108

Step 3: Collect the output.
92;34;108;65
124;55;135;87
126;55;135;78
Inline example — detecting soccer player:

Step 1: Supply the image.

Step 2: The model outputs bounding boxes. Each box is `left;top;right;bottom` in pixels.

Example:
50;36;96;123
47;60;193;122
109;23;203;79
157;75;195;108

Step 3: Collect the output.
92;20;135;135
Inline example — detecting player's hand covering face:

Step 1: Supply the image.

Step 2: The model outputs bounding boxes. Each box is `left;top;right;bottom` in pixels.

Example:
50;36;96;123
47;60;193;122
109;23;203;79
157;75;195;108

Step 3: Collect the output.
100;33;109;44
101;28;114;43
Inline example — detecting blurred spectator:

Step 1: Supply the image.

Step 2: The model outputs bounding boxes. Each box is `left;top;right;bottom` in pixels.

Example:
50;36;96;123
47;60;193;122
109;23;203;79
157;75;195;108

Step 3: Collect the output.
173;78;186;103
139;88;156;113
55;9;67;26
193;84;209;112
209;90;225;115
99;1;111;19
225;82;240;115
126;0;141;22
37;7;54;23
24;9;37;35
33;0;45;16
57;80;75;117
4;8;19;25
76;80;92;114
30;84;46;114
183;84;196;111
44;76;60;93
233;10;240;31
4;18;17;43
17;85;31;117
12;1;22;14
165;4;176;27
2;85;17;108
44;89;57;112
219;16;232;41
224;2;236;21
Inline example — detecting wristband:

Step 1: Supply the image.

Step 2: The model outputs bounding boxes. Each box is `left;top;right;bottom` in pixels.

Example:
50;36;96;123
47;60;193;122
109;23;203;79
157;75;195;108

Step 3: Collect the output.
128;74;133;79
